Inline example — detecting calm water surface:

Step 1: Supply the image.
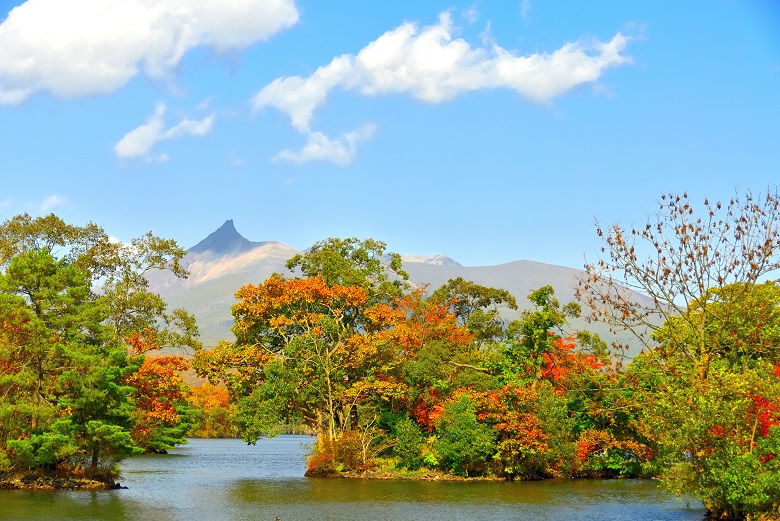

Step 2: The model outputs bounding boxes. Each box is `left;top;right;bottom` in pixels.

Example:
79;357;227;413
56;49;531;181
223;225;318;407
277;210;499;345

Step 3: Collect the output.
0;436;706;521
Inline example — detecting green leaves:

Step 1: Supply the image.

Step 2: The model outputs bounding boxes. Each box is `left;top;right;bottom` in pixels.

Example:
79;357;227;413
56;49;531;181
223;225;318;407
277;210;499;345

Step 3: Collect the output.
433;394;496;477
0;213;194;476
429;277;517;345
285;237;409;303
6;420;76;471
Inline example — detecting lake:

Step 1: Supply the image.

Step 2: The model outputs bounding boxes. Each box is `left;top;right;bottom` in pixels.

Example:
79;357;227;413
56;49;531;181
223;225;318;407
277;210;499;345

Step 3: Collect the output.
0;436;706;520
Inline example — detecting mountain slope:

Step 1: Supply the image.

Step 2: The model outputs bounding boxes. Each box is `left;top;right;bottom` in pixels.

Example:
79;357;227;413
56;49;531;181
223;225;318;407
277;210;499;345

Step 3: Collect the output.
149;221;649;355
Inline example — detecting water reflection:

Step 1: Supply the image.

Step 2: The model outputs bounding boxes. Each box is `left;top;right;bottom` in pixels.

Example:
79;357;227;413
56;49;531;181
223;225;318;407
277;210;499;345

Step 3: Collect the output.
0;437;705;521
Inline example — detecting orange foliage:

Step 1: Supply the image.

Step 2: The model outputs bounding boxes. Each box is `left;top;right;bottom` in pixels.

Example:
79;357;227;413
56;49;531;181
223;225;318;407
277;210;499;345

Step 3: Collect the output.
124;329;160;355
232;275;368;340
123;332;190;444
473;386;549;457
361;290;473;352
540;334;604;391
574;428;650;467
126;356;190;423
343;290;474;406
190;383;230;411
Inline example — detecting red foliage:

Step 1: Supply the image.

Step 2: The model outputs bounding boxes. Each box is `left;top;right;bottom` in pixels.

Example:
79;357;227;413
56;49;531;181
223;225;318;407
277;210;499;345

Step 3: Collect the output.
540;334;605;391
747;393;779;438
124;329;160;355
411;391;445;430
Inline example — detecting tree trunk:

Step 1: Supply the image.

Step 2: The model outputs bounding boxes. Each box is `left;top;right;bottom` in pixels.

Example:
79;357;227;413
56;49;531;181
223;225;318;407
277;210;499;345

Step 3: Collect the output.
91;447;99;472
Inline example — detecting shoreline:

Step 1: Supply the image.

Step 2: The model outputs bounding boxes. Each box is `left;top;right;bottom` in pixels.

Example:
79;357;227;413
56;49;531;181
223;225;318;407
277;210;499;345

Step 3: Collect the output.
333;468;533;481
0;473;123;491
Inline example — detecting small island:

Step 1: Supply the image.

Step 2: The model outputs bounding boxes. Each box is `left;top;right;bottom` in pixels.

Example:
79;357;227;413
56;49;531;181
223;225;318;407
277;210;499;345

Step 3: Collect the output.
2;193;780;520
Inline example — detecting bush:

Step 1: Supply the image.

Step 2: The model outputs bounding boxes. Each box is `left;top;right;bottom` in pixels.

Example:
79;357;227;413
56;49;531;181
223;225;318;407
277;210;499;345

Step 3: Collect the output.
433;395;496;476
393;417;424;470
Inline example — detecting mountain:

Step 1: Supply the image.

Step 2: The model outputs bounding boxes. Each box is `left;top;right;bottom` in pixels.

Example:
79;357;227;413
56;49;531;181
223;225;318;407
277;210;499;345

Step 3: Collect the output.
188;219;265;256
145;220;298;346
149;220;650;355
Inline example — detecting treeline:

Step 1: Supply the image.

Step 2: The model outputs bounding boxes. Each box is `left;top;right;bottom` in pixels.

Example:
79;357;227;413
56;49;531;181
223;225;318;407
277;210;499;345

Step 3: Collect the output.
195;192;780;521
1;189;779;520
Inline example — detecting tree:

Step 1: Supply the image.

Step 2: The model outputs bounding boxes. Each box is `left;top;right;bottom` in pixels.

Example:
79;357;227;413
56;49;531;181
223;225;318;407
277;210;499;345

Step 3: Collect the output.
471;384;558;480
579;190;780;519
0;249;140;473
345;288;482;433
194;239;487;475
503;285;606;383
0;214;195;477
0;214;197;353
123;332;193;452
197;238;409;446
196;276;369;444
285;237;409;303
429;277;517;345
189;383;235;438
634;358;780;519
652;281;780;369
432;393;496;477
579;189;780;380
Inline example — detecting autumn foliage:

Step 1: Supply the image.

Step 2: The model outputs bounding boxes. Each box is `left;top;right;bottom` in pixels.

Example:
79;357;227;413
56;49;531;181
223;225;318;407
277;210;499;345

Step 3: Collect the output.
122;332;192;452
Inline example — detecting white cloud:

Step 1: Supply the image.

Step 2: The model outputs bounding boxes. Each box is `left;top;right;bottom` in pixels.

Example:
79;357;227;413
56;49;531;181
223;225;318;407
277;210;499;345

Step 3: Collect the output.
253;55;353;133
39;194;66;213
272;124;376;166
114;102;214;160
114;103;167;159
520;0;533;23
251;12;632;165
0;0;299;104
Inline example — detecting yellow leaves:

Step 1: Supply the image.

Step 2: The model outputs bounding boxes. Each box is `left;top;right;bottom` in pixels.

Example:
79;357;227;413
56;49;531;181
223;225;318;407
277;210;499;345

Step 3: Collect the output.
269;315;294;330
232;276;368;337
190;383;230;411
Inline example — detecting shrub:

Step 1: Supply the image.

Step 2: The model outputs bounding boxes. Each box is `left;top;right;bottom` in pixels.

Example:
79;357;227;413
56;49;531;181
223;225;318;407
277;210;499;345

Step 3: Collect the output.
393;417;424;470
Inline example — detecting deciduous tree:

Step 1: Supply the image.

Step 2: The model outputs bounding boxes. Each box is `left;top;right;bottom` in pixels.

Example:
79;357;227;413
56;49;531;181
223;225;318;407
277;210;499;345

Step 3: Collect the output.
429;277;517;345
579;189;780;380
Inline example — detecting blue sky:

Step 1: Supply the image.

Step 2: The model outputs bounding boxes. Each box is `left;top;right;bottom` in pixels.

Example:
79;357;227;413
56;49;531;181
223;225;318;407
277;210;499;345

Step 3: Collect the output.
1;1;778;269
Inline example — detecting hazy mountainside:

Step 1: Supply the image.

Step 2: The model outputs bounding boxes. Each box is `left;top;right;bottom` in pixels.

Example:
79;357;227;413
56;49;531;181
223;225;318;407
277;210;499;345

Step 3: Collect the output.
145;220;298;347
148;220;649;356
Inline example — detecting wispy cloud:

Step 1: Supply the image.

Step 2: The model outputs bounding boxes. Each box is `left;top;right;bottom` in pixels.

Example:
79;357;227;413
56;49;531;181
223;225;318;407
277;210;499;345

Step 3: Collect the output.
252;12;632;164
39;195;67;213
462;6;479;25
272;124;377;166
228;151;244;168
520;0;533;23
114;103;214;161
0;0;299;104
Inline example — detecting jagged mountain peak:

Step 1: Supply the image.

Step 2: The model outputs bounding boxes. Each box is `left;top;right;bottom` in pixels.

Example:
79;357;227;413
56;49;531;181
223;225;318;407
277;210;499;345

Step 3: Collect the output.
188;219;264;256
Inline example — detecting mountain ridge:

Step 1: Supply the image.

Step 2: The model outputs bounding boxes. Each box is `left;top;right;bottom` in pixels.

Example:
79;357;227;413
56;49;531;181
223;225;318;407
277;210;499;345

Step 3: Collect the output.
149;221;648;354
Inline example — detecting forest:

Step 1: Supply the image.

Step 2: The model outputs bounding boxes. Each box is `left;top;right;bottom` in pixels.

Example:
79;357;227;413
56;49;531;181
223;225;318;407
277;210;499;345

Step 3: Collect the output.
1;190;779;520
